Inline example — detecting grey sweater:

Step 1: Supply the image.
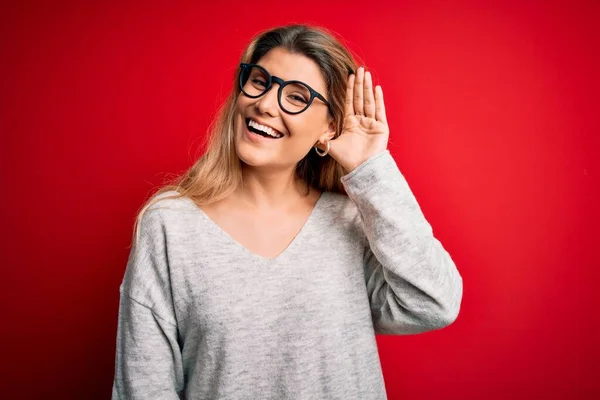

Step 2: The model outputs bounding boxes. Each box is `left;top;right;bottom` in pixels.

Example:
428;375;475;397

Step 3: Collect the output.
112;150;463;399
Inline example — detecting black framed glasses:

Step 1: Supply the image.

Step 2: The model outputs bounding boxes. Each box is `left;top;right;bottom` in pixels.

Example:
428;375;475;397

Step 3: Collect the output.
239;63;331;115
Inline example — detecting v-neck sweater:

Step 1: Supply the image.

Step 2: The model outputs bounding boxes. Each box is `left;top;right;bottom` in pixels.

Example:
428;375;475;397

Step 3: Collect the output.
111;150;463;400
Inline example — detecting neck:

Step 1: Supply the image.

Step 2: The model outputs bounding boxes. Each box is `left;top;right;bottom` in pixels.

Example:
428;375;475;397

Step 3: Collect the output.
236;163;309;211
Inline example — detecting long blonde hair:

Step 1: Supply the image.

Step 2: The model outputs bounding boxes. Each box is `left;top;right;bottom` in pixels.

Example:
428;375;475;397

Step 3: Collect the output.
130;24;358;252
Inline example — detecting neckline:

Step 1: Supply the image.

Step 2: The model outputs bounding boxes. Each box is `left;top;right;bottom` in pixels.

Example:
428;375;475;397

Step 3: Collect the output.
196;191;328;264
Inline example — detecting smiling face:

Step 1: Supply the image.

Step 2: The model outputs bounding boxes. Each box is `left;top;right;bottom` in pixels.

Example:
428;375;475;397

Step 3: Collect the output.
233;47;335;170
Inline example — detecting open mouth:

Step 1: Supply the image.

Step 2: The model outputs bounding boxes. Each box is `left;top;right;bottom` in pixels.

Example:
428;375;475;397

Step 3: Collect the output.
245;118;284;139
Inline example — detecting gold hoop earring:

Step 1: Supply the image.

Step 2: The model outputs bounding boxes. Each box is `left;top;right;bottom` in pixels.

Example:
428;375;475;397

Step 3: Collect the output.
314;141;330;157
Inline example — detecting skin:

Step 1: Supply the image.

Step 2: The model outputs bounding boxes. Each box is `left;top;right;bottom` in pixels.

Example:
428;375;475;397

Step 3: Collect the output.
329;63;389;173
201;47;390;258
232;47;336;210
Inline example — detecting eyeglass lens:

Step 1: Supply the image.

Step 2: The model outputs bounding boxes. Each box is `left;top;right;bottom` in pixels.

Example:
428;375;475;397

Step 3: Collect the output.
241;65;312;113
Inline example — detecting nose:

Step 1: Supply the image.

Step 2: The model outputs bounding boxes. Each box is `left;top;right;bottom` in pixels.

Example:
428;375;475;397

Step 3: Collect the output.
254;83;281;117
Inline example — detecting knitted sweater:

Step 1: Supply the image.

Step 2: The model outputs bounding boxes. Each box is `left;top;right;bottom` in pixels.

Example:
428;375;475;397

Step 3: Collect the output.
112;150;463;399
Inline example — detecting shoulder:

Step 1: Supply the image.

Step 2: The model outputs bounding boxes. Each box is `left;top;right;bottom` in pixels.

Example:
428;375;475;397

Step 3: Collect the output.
320;190;365;234
137;190;200;235
146;190;197;212
143;190;200;220
321;192;354;209
323;190;354;212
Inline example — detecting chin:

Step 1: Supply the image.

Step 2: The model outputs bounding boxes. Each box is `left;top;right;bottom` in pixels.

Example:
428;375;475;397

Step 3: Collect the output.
233;125;270;167
232;114;277;167
235;142;280;167
235;145;262;167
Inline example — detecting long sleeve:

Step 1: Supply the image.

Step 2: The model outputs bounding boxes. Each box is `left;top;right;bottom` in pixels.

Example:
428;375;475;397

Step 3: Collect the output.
112;207;185;399
340;150;463;335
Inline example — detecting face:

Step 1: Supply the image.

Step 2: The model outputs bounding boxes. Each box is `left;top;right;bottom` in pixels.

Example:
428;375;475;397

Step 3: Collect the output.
233;47;335;170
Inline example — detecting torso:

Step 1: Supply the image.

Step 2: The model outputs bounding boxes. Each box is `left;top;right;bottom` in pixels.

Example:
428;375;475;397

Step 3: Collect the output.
199;188;323;259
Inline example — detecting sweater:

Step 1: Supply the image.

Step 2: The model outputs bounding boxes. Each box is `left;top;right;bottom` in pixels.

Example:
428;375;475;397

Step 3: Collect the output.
111;150;463;399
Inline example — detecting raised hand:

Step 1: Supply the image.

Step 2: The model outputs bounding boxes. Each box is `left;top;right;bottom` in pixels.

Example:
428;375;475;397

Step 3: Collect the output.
319;66;390;172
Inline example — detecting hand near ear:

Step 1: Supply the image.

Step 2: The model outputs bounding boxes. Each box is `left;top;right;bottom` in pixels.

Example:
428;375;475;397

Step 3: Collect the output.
316;66;389;172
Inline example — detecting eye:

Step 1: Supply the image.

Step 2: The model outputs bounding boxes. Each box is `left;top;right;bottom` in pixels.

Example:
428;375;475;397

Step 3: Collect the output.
288;94;308;104
251;78;267;87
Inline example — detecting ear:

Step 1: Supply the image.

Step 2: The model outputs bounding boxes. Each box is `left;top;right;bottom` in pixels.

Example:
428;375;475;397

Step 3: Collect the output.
316;120;336;145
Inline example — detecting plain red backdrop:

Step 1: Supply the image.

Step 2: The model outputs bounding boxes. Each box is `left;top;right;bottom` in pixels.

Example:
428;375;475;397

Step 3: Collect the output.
1;0;598;399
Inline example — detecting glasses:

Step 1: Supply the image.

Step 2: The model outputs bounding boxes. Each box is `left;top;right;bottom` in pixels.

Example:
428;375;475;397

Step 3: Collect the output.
239;63;331;115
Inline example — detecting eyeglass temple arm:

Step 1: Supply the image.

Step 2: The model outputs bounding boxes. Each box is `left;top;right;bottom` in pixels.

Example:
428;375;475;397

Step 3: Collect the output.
315;92;330;106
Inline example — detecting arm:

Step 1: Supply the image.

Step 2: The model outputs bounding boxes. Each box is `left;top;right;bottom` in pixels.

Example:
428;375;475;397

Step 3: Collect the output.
112;208;185;399
341;150;463;335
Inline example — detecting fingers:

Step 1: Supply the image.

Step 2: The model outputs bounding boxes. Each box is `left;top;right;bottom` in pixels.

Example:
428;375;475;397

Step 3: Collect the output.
374;85;387;124
353;66;364;116
344;73;355;117
347;66;385;122
363;71;376;118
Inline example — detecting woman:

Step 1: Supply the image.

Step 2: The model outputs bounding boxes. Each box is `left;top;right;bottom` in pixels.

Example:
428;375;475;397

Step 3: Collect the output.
112;24;463;400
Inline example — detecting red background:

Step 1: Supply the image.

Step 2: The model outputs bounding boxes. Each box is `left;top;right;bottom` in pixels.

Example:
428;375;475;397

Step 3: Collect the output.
1;1;598;399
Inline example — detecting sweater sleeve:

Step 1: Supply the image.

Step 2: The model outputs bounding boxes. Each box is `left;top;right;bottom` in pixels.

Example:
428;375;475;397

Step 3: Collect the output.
112;207;185;399
340;150;463;335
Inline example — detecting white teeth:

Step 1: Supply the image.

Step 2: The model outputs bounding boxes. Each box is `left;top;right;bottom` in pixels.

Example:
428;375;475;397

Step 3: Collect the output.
248;119;282;138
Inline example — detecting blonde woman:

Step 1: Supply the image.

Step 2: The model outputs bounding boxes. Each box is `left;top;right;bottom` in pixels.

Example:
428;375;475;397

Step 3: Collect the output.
112;24;463;400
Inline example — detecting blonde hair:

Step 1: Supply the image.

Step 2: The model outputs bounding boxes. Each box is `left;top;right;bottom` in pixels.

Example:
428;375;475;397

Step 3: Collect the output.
130;24;359;254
